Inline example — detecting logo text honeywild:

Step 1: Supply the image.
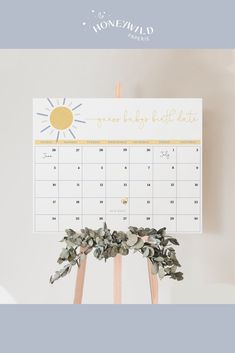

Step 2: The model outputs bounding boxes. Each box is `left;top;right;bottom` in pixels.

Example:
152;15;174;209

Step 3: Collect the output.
82;10;155;41
93;19;154;41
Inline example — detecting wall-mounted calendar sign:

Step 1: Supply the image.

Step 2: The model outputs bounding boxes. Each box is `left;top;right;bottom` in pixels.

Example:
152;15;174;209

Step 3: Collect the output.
33;98;202;233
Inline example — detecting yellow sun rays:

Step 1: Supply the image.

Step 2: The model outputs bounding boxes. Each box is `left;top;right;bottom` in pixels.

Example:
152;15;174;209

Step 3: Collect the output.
37;98;85;141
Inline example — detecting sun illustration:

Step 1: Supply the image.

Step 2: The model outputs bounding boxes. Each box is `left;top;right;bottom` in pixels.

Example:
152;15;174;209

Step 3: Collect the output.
37;98;85;141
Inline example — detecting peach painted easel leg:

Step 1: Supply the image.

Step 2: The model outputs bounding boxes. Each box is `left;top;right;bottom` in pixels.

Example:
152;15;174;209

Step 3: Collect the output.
73;248;87;304
113;82;122;304
147;260;158;304
113;254;122;304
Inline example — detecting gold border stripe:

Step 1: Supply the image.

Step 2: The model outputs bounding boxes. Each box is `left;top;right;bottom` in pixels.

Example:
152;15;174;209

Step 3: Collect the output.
35;139;201;145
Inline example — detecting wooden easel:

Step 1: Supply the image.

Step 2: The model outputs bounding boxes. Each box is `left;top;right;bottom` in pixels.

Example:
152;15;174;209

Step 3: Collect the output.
73;83;158;304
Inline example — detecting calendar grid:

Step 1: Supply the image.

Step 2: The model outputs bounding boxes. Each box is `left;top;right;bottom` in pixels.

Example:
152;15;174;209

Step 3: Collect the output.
34;144;201;233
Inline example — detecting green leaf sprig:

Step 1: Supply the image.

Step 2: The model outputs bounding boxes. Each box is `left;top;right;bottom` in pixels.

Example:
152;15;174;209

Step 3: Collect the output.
50;223;183;284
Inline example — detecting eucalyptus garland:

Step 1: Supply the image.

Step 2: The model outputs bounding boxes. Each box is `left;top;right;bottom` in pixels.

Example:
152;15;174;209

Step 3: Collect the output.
50;223;183;284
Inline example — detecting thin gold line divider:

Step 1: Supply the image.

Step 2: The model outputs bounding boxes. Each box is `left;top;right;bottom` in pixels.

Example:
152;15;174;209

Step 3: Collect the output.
35;139;201;145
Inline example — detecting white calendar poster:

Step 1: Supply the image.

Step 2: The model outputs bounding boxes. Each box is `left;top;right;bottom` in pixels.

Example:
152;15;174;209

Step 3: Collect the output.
33;98;202;233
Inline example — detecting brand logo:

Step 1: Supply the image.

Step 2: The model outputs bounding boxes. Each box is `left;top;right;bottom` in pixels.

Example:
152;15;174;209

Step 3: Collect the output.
82;10;154;41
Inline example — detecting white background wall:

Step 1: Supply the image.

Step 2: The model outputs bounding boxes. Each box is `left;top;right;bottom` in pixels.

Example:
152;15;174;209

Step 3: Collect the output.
0;49;234;303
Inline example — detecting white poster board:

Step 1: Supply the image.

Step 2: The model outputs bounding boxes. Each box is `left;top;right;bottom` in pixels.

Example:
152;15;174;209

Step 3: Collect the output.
33;98;202;233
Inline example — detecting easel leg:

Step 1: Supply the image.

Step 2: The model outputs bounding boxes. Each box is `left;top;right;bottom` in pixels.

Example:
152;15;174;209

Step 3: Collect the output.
147;260;158;304
113;81;122;305
114;254;122;304
73;248;87;304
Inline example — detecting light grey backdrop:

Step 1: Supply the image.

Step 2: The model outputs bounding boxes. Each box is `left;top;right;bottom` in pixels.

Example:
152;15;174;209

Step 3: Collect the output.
0;49;235;304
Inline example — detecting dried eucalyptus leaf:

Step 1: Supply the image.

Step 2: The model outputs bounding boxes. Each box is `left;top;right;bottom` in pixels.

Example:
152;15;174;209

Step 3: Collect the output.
65;239;76;247
151;263;159;275
170;253;181;267
126;233;138;247
97;228;105;237
143;247;150;257
148;234;157;240
70;259;77;266
155;256;164;262
128;226;138;233
158;267;165;279
148;228;157;235
170;271;184;281
149;237;161;246
161;239;169;246
97;239;105;246
89;230;95;238
119;247;129;256
60;264;72;278
138;229;147;237
59;237;67;242
94;248;101;259
110;246;118;257
164;267;171;274
170;265;177;273
133;238;144;250
65;229;76;236
50;271;61;284
157;227;166;236
88;239;94;247
116;231;127;241
59;248;69;260
168;238;179;245
167;247;175;253
68;248;77;261
148;247;155;257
